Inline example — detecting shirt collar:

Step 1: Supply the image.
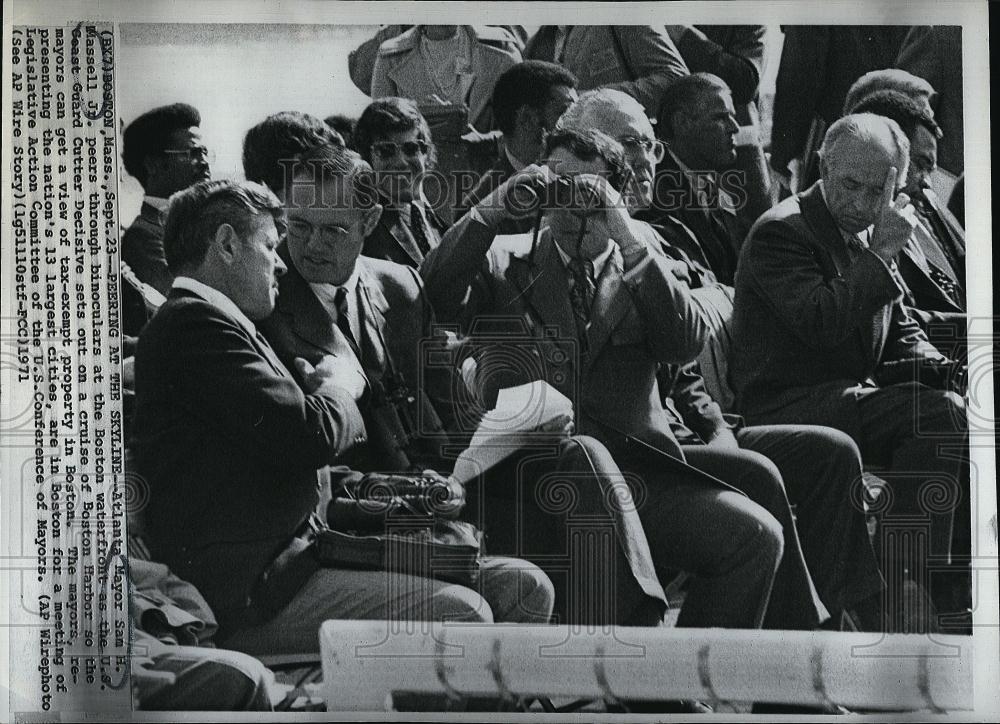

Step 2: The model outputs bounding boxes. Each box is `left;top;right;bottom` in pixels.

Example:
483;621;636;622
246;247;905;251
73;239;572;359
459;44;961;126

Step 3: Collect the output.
309;266;361;305
144;195;170;212
553;236;616;280
667;149;736;215
172;276;257;335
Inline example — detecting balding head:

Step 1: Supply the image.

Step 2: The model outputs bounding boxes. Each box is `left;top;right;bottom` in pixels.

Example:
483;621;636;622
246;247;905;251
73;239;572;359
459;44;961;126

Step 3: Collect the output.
556;89;663;210
557;89;651;137
819;113;910;181
819;114;912;234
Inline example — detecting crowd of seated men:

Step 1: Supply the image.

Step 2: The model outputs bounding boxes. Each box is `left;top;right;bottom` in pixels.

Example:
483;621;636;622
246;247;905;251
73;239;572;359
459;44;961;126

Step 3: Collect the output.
118;25;970;713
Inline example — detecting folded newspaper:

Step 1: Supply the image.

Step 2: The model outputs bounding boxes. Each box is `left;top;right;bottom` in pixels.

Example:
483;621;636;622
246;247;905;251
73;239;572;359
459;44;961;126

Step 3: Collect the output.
451;381;573;485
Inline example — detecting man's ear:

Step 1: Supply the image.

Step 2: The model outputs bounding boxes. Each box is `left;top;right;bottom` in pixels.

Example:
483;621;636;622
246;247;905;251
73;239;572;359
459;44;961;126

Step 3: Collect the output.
214;223;240;263
361;203;383;237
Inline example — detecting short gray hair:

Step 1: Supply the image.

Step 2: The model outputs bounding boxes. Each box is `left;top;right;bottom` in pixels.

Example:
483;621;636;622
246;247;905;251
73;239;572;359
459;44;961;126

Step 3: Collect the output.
556;88;649;135
818;113;911;184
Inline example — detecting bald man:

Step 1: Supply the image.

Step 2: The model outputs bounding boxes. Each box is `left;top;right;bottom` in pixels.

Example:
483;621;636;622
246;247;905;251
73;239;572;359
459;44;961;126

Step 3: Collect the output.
731;113;969;631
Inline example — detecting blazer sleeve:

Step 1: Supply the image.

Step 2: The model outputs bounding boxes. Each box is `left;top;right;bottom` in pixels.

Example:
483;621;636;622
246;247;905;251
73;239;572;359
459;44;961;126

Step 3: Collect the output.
166;309;366;468
741;218;904;350
607;25;690;112
420;212;498;326
621;233;709;364
122;224;174;298
661;361;729;441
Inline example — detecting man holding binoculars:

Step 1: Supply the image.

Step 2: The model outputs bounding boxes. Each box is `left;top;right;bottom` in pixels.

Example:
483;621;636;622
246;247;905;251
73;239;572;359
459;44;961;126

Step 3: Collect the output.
422;126;831;633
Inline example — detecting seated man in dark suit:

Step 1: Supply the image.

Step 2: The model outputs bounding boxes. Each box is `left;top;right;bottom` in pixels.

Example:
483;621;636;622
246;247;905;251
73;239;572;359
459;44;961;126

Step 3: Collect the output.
122;103;212;296
260;142;669;628
456;60;578;231
731;113;969;628
638;73;751;285
423;127;832;634
131;179;554;657
350;98;449;268
850;90;966;354
559;88;884;629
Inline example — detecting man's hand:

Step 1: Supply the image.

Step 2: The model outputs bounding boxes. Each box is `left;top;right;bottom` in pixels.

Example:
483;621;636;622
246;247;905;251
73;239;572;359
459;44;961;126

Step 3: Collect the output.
706;427;740;451
535;412;575;440
572;174;643;254
476;164;555;229
295;355;367;401
869;166;918;263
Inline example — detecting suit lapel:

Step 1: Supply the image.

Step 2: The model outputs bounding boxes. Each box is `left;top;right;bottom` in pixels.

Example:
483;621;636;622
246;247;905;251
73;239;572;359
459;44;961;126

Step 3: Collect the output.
354;262;389;378
382;210;425;266
515;235;576;336
799;183;887;367
275;251;340;357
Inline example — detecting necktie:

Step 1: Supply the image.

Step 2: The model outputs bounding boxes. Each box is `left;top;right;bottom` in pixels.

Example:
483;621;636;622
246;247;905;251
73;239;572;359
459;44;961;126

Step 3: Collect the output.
568;258;596;340
334;287;359;354
408;202;432;257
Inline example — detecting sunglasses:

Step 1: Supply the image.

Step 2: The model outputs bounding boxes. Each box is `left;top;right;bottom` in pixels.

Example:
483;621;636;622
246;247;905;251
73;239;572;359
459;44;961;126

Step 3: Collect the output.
370;140;429;161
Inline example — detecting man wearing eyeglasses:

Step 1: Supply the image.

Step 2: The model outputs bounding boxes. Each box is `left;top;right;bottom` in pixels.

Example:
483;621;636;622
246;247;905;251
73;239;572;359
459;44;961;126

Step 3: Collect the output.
260;142;670;630
558;88;886;633
351;98;448;268
122;103;213;296
421;127;837;643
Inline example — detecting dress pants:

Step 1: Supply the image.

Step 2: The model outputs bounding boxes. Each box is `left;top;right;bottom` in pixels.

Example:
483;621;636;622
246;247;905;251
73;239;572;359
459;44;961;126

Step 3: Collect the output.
594;436;787;630
467;435;669;627
746;382;968;622
221;557;554;656
134;631;273;711
746;383;968;562
687;425;885;622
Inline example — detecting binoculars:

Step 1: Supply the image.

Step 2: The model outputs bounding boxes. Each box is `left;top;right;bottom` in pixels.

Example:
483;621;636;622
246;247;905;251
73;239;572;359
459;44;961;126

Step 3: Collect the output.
505;175;602;215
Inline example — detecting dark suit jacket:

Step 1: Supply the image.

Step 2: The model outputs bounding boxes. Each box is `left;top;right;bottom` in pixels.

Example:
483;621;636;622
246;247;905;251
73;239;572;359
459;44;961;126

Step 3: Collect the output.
770;26;911;175
459;151;513;208
260;250;462;472
122;202;174;297
131;289;366;632
362;203;447;269
422;213;720;472
639;152;750;285
896;26;964;176
731;182;950;423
